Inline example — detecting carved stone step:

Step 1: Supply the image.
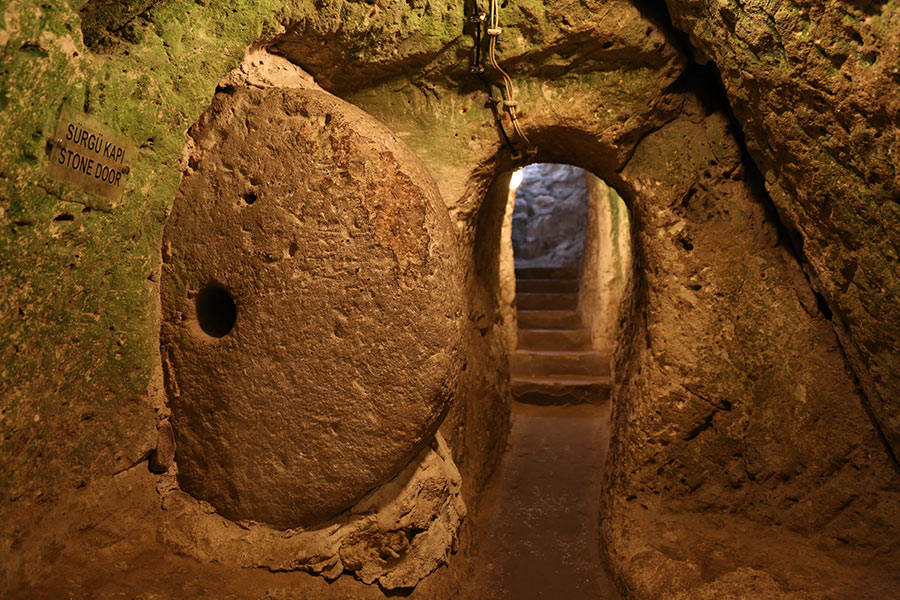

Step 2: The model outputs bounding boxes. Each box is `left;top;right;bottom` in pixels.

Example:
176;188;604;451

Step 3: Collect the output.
515;278;579;294
510;375;612;405
515;266;580;280
510;350;611;377
518;328;591;351
517;292;579;311
517;310;583;330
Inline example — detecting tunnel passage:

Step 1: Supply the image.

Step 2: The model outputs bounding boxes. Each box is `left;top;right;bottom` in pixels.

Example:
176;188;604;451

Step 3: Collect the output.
461;163;632;598
497;164;632;405
5;0;900;596
160;87;466;529
461;98;900;595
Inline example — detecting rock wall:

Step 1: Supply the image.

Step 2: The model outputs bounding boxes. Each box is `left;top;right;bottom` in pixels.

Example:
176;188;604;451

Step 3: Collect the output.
663;0;900;464
579;175;632;360
0;3;492;597
603;95;900;600
499;175;520;352
511;163;589;268
2;0;899;598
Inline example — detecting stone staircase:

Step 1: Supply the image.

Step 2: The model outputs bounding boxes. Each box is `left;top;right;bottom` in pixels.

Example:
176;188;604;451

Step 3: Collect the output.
511;266;611;405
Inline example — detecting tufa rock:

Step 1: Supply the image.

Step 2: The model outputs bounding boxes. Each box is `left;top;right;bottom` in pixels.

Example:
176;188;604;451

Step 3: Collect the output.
159;433;466;590
160;87;465;529
148;418;175;474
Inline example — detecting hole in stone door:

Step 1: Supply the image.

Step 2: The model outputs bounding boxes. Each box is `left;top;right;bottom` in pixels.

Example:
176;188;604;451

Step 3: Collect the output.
195;282;237;338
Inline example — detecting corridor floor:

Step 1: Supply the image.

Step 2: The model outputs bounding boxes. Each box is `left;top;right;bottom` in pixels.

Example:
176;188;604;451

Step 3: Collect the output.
463;401;623;600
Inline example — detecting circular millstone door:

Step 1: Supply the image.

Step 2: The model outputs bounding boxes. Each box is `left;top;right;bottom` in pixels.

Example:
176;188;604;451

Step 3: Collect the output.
160;88;464;529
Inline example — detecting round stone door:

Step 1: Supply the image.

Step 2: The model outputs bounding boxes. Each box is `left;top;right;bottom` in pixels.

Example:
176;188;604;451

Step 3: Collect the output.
160;87;464;529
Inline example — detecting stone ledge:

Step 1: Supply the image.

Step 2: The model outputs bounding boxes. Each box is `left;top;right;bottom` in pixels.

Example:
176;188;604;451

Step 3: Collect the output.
158;433;466;591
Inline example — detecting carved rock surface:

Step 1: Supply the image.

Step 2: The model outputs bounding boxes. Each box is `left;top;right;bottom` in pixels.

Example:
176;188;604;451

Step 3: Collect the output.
664;0;900;460
160;433;466;590
160;87;464;529
511;163;589;268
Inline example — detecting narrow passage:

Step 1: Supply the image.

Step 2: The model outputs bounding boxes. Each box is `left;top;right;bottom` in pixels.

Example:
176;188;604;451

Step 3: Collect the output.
465;400;622;600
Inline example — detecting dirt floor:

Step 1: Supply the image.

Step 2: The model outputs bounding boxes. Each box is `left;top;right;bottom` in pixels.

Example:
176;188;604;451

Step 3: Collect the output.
463;400;622;600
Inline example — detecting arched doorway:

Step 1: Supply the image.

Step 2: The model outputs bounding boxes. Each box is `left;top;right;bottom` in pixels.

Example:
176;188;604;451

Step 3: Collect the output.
464;163;632;599
505;163;631;405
